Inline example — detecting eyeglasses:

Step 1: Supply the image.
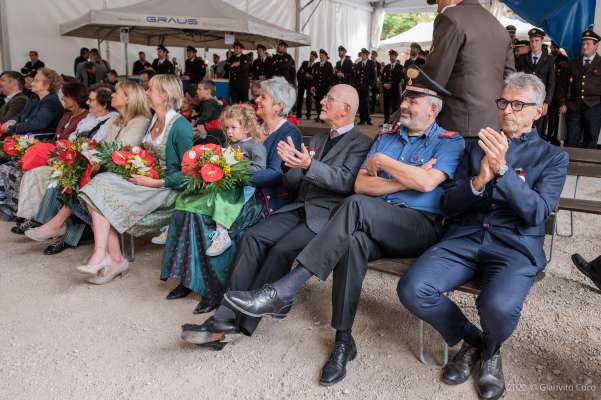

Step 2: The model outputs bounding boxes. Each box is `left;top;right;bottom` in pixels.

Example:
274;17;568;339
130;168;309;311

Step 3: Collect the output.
325;94;350;107
495;98;538;111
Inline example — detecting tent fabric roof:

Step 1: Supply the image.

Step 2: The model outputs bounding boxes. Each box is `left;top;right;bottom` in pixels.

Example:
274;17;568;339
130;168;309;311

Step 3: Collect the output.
59;0;310;48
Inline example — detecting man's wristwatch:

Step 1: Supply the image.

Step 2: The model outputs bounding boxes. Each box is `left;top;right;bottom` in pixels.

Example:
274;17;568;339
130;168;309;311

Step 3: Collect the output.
496;164;509;177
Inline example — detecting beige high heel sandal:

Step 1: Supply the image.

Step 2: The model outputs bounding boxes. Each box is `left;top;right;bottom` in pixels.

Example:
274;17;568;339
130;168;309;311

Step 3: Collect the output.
86;259;130;285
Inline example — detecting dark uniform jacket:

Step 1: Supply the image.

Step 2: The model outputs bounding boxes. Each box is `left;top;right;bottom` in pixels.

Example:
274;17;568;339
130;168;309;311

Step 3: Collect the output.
0;92;29;123
335;56;354;84
152;58;175;75
132;60;148;75
441;130;568;267
225;53;251;89
21;60;44;76
516;51;556;104
297;60;315;89
423;0;515;137
271;52;296;84
382;62;403;90
403;57;425;70
311;61;335;93
278;127;373;233
185;57;207;83
353;59;376;90
251;55;273;80
558;54;601;110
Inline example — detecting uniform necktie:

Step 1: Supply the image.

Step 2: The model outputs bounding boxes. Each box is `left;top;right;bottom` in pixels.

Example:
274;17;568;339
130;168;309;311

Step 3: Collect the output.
533;56;538;65
584;59;591;71
330;129;340;139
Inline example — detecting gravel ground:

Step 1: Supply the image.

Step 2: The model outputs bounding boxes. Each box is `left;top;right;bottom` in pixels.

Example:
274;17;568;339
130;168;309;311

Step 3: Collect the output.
1;176;600;400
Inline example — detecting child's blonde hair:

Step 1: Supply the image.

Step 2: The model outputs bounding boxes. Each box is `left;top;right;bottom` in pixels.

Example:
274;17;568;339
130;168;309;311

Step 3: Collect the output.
219;104;263;141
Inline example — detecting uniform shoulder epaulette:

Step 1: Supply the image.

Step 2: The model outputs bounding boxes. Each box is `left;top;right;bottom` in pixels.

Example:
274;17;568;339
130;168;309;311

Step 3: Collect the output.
438;131;459;139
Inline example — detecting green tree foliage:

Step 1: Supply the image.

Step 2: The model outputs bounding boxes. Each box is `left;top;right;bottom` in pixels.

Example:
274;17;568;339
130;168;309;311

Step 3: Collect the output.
381;13;436;40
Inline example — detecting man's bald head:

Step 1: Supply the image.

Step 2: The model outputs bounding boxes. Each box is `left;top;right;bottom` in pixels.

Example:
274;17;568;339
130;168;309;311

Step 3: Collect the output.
319;84;359;127
331;84;359;116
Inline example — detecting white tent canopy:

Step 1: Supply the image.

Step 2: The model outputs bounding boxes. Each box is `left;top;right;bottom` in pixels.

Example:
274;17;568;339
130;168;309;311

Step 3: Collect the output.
59;0;310;49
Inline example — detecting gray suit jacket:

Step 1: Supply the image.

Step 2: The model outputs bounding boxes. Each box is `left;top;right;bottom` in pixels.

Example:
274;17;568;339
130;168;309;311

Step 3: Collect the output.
274;126;373;233
0;92;28;123
423;0;515;137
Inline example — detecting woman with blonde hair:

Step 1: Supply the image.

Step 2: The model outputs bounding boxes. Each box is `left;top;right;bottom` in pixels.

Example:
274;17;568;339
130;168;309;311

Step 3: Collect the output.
77;74;193;284
23;82;151;255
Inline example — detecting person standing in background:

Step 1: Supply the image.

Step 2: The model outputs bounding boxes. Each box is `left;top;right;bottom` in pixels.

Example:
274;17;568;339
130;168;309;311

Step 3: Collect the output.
183;46;207;84
335;46;354;85
21;51;45;76
296;51;317;120
271;41;296;85
73;48;89;76
152;45;175;75
251;44;272;81
381;49;403;124
132;52;150;76
370;50;382;114
353;48;376;125
225;41;251;103
311;49;335;123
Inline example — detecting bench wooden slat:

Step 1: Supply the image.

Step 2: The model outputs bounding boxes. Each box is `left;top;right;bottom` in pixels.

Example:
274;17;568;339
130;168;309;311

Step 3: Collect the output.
567;162;601;178
558;198;601;215
565;148;601;165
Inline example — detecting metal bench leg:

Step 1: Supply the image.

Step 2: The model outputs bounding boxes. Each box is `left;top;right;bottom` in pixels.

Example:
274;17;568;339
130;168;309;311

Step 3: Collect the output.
128;234;135;262
547;215;557;264
119;233;135;262
418;319;448;368
558;176;579;238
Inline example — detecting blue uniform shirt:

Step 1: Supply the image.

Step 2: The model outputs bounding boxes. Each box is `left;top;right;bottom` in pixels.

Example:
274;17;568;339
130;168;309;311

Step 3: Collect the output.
363;121;465;215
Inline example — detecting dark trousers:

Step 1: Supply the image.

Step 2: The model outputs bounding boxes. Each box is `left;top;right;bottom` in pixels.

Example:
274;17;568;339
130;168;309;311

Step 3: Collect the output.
397;231;542;360
230;86;249;104
295;195;443;331
370;84;379;113
296;86;312;118
546;99;561;144
534;115;547;139
357;87;371;123
314;89;327;120
566;102;601;148
224;209;316;336
382;88;400;124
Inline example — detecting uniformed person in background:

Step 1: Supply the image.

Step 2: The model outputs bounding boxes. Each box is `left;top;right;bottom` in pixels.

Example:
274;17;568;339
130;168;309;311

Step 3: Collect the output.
271;40;296;85
370;50;382;114
515;28;555;138
335;46;354;84
251;44;272;81
296;50;317;120
182;46;207;84
514;40;531;57
546;42;570;145
381;49;403;124
152;45;175;75
404;43;426;70
353;48;376;125
311;49;335;123
558;29;601;148
505;24;517;44
225;41;251;103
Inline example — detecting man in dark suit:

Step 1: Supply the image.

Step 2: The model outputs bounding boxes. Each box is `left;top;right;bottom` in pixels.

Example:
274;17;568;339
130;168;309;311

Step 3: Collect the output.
515;28;556;138
20;51;45;76
353;48;376;125
181;84;372;348
370;50;382;113
424;0;515;137
296;51;317;119
251;44;272;81
132;52;150;76
0;71;28;123
558;29;601;148
335;46;354;84
224;67;465;386
403;43;425;71
151;45;175;75
381;49;403;124
398;72;568;400
311;49;335;122
182;46;206;84
546;42;569;145
271;41;296;85
225;41;251;103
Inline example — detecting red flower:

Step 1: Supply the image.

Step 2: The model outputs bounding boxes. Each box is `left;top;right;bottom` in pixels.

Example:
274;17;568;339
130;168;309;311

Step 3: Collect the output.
194;143;222;156
287;114;299;126
138;149;155;165
2;137;18;156
112;150;132;166
55;139;72;152
203;118;221;132
58;147;77;166
79;162;94;188
147;168;160;179
200;163;224;183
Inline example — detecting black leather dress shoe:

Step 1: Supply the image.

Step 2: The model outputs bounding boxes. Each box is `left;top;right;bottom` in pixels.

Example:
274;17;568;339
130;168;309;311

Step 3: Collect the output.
181;316;240;345
11;219;41;235
477;351;505;400
44;238;73;255
443;342;481;385
224;284;293;319
572;253;601;291
193;299;217;314
166;283;192;300
319;338;358;386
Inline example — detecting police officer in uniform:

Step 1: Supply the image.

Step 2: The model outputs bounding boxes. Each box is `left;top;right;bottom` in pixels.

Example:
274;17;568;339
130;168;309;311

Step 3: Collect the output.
251;44;272;81
223;66;465;386
370;50;382;114
296;51;317;119
398;72;568;400
225;40;251;103
547;42;569;144
381;49;403;124
559;29;601;148
183;46;207;84
353;48;376;125
515;28;555;138
335;46;354;84
311;49;335;122
152;45;175;75
271;40;296;85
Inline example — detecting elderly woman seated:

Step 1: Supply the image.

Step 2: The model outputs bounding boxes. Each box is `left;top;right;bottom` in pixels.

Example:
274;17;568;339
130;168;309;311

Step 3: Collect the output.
160;76;302;314
76;74;193;284
22;82;150;255
0;68;65;220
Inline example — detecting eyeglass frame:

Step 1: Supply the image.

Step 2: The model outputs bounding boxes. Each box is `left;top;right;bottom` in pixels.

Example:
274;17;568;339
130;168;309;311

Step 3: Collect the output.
495;98;539;112
325;93;350;108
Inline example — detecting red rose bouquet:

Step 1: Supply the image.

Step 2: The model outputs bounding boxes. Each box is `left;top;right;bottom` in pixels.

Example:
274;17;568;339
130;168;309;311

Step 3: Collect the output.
0;135;39;163
97;142;163;180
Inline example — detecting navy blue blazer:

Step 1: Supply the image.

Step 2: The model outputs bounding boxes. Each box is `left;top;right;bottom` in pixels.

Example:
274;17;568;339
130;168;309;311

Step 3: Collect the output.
8;92;64;135
251;120;302;212
441;130;569;267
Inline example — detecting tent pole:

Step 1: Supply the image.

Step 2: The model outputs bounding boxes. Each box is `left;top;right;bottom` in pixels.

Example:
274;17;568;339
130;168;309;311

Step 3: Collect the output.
295;0;302;64
0;0;11;70
124;42;129;78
